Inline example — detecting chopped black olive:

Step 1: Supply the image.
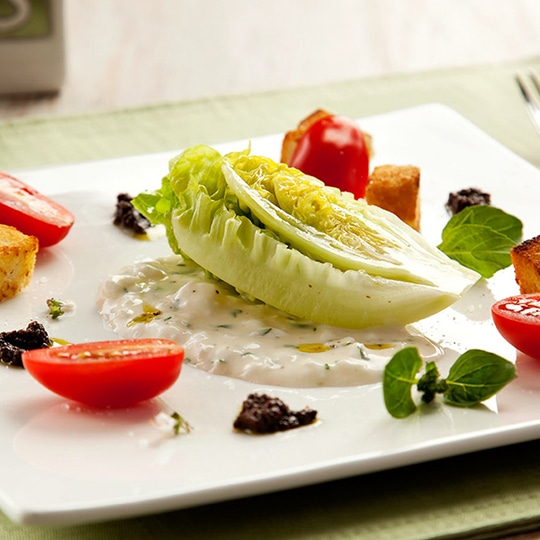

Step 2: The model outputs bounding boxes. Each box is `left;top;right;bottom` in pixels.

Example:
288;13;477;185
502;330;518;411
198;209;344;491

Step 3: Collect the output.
0;321;51;368
446;187;491;215
113;193;151;235
233;393;317;434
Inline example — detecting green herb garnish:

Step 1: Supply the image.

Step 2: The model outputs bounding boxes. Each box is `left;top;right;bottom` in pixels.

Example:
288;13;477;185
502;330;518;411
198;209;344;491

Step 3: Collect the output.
438;206;523;278
47;298;65;319
154;410;193;436
170;411;192;435
383;347;517;418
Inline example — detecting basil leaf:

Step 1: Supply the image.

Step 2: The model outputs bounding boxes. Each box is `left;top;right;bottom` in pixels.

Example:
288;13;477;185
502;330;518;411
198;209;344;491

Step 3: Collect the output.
444;349;517;407
438;224;516;278
442;206;523;244
383;347;422;418
438;205;523;278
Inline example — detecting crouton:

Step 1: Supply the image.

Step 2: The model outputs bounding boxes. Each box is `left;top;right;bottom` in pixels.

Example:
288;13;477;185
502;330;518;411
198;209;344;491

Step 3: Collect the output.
0;224;39;302
364;165;421;231
511;235;540;294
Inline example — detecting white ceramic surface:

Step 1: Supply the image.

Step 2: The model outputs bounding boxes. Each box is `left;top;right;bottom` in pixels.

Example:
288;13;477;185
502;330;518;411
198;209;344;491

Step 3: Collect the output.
1;104;539;526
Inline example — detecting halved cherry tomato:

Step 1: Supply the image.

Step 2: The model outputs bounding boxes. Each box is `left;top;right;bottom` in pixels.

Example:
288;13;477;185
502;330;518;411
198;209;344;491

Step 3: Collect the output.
287;114;371;198
0;172;75;247
491;294;540;360
22;339;184;408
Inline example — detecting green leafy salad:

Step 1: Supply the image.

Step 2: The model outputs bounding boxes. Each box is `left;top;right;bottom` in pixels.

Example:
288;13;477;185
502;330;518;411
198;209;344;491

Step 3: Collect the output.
133;145;481;329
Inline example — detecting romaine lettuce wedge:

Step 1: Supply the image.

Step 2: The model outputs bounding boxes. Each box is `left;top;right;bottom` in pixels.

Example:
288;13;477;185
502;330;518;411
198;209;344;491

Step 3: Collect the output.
133;145;480;329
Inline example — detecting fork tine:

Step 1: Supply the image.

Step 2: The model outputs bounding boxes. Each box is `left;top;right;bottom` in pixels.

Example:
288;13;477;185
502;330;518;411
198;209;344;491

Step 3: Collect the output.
530;70;540;94
516;71;540;135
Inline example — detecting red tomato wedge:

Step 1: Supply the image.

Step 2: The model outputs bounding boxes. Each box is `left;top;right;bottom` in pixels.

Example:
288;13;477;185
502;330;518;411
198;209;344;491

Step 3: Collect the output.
287;114;371;198
0;172;75;247
22;339;184;408
491;294;540;360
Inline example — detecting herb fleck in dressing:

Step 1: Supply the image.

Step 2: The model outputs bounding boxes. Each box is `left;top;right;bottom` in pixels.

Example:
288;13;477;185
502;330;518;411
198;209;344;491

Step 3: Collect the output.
97;256;443;387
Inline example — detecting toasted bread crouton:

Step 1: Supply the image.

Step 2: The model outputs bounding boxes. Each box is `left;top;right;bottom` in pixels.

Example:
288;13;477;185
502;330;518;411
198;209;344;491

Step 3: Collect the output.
511;235;540;294
364;165;421;231
0;224;39;302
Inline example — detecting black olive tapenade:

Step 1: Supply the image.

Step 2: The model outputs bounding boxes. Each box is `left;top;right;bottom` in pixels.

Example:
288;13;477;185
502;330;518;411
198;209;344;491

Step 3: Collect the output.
0;321;51;368
446;188;491;215
233;393;317;434
113;193;151;235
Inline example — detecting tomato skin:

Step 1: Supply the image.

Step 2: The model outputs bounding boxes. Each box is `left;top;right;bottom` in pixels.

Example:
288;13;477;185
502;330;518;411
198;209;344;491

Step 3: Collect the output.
22;339;184;408
0;172;75;247
491;294;540;360
288;115;371;198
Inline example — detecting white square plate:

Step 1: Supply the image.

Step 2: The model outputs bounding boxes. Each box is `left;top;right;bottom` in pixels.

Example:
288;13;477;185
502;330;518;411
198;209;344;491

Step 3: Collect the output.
1;104;539;526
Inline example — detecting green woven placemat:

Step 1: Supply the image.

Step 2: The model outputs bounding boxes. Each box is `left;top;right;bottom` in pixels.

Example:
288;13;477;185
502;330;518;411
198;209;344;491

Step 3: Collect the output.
3;439;540;540
1;57;540;539
1;57;539;172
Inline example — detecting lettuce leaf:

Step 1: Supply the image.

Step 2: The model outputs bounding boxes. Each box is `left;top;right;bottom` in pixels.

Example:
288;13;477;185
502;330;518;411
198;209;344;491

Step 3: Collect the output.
224;150;473;287
134;145;480;329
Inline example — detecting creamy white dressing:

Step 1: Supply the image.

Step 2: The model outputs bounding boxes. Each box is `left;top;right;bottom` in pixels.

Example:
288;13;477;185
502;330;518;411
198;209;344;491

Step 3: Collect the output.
97;255;443;388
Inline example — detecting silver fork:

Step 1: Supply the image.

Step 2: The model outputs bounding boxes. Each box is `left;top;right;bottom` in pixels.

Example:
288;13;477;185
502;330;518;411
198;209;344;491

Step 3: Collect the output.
516;70;540;134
